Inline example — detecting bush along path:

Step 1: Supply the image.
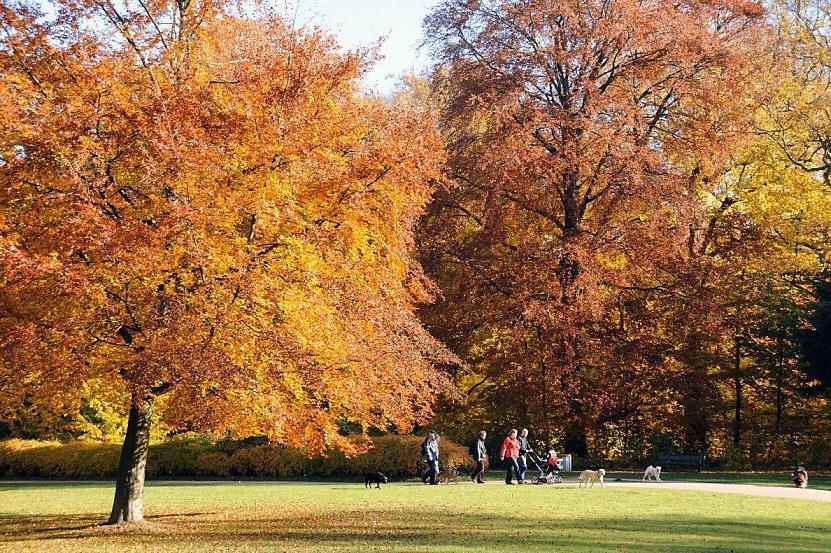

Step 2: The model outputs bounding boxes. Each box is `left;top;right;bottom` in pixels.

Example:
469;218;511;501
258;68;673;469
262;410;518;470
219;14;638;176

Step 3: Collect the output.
0;435;470;480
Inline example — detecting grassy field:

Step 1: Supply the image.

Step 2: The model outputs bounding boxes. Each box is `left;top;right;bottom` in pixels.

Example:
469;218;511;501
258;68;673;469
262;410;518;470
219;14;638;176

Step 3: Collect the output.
1;481;830;552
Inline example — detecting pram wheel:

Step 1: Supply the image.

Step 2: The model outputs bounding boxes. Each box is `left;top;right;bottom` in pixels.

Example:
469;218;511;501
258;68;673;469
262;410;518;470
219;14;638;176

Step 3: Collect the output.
552;474;562;484
531;475;540;485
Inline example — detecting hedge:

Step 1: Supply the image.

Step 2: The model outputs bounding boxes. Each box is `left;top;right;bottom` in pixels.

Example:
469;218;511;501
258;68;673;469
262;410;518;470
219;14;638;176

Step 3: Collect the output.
0;434;471;479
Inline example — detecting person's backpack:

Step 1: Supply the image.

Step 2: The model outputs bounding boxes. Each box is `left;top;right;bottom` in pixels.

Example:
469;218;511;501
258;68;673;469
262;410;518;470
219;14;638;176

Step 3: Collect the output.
468;438;478;457
421;440;429;459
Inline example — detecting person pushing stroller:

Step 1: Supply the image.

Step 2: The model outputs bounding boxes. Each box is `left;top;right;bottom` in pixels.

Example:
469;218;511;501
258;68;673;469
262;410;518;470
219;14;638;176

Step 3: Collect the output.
524;445;563;484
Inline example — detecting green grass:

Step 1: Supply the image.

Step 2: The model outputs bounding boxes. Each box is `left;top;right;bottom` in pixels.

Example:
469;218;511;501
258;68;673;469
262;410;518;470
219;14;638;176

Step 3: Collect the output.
1;482;829;552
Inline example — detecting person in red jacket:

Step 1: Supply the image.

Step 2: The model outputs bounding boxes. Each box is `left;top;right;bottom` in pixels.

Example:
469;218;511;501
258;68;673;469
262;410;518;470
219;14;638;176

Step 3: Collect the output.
499;429;521;484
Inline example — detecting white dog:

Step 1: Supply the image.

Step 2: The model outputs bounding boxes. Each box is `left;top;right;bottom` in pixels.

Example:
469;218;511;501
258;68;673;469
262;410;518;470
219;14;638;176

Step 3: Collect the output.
577;468;605;488
642;465;662;482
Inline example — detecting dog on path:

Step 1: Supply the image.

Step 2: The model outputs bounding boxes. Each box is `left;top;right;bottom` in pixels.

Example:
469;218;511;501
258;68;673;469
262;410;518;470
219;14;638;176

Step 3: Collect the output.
577;469;606;488
642;465;662;482
365;472;388;489
437;467;459;484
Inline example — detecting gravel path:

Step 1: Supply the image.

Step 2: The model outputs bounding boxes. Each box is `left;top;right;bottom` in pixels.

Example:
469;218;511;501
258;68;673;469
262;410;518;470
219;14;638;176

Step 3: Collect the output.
579;480;831;501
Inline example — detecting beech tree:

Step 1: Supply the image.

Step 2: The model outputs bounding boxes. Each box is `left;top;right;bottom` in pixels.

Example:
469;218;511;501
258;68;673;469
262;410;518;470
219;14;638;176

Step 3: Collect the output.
420;0;765;452
0;1;453;523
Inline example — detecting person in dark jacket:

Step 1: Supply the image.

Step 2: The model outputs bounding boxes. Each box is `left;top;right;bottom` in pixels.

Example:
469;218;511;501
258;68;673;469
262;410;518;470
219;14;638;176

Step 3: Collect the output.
499;429;521;484
517;428;530;484
420;430;440;485
470;430;488;483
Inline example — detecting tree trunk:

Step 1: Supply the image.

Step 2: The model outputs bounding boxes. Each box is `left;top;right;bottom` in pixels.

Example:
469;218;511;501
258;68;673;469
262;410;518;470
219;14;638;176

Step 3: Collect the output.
774;375;783;437
733;337;742;450
774;337;784;438
107;393;153;525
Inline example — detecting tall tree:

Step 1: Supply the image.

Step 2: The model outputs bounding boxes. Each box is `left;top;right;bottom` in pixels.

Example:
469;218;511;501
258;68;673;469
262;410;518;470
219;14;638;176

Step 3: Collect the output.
0;1;453;523
420;0;764;451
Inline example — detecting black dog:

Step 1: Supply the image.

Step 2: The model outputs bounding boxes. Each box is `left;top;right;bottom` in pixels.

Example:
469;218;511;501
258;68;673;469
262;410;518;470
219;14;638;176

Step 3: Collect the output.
365;472;388;489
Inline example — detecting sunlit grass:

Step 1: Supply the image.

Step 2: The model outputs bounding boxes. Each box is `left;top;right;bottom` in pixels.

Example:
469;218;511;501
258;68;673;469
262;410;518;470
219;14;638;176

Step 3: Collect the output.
1;481;829;552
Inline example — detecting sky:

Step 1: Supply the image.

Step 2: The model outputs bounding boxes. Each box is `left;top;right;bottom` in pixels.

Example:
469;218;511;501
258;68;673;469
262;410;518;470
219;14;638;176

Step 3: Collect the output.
297;0;440;93
31;0;439;94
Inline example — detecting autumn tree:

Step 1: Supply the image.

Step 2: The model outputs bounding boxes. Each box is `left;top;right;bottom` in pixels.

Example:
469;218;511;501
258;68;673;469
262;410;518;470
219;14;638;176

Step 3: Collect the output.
420;0;765;453
709;0;831;461
0;0;453;524
585;0;831;463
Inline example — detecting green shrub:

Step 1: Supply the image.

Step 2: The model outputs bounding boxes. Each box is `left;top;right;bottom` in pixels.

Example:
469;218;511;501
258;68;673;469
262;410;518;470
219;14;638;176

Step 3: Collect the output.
227;445;306;478
0;434;470;479
194;451;230;477
147;434;212;478
0;439;120;478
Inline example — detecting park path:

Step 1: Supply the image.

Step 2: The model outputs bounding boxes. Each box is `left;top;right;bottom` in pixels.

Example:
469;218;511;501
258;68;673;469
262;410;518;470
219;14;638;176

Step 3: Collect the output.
559;480;831;502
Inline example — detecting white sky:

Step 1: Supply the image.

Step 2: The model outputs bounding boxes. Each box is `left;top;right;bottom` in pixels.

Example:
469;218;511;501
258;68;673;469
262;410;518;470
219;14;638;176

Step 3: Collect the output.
296;0;440;93
32;0;439;93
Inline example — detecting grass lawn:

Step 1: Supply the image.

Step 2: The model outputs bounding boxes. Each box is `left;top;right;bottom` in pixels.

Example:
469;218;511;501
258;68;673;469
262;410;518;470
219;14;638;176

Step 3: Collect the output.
1;481;830;552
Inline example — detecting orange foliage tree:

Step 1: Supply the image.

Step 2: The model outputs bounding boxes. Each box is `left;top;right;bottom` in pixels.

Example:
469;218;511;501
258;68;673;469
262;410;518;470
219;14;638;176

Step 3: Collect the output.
0;1;453;523
420;0;764;452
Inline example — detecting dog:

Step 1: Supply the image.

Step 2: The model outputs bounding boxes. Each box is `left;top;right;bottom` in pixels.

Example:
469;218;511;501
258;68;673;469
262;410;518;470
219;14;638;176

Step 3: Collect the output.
437;467;459;484
577;468;605;488
643;465;662;482
793;467;808;489
364;472;388;489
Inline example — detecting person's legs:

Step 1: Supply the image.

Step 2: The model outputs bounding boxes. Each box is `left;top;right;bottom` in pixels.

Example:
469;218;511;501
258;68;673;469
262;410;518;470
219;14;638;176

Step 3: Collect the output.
477;460;486;482
505;458;520;484
518;454;527;482
429;460;439;484
471;460;484;482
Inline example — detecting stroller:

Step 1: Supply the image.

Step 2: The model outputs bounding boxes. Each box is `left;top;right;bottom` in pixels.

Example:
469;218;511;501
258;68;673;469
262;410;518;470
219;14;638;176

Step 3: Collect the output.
526;449;563;484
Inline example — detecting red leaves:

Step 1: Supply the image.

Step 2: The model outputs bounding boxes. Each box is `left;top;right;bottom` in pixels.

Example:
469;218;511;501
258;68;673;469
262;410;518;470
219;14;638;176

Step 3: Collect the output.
419;0;765;440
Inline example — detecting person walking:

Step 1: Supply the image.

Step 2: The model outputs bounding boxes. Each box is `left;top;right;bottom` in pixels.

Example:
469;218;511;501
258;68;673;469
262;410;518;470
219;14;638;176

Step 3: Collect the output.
499;429;521;485
470;430;488;483
421;430;440;485
517;428;530;484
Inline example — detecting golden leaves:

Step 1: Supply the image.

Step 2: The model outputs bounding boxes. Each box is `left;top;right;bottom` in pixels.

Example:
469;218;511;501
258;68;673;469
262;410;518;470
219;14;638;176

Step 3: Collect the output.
0;2;451;450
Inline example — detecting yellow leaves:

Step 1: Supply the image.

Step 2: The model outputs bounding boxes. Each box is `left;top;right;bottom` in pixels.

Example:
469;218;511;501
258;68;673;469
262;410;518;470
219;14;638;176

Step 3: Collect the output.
282;369;306;401
0;3;449;454
597;250;629;272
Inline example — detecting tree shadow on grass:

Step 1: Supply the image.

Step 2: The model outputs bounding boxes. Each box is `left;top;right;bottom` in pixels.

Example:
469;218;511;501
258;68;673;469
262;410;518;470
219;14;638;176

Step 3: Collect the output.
0;514;101;540
2;506;829;552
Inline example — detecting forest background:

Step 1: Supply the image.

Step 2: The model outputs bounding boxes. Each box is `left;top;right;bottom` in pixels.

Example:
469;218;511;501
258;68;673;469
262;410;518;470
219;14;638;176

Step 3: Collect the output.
2;0;831;490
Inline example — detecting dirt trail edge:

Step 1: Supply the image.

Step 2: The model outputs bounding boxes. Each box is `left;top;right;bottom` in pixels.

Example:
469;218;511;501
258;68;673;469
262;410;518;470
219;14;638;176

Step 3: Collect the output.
599;481;831;501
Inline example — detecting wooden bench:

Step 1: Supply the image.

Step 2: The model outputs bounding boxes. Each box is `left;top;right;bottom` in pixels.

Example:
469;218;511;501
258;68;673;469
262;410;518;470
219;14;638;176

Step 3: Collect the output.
657;454;706;472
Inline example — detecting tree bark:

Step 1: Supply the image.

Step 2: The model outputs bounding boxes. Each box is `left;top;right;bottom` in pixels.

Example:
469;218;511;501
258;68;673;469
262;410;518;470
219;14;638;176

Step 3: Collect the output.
733;337;742;450
107;393;153;525
774;336;784;438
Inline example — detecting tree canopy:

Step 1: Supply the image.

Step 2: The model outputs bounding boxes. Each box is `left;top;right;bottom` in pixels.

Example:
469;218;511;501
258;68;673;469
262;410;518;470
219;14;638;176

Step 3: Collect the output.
0;0;454;523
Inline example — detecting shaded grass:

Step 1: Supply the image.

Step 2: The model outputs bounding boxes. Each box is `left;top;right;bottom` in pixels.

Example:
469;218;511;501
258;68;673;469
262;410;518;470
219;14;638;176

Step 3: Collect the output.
1;481;829;552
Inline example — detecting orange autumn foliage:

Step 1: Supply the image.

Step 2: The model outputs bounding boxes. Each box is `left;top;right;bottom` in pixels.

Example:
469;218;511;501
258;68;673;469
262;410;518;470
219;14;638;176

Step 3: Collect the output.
420;0;765;448
0;2;454;453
